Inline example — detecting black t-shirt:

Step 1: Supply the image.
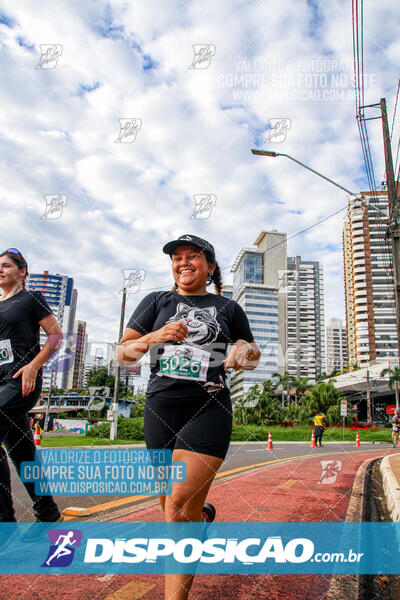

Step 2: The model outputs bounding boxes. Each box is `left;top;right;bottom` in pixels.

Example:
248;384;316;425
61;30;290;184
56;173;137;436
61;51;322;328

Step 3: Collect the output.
126;290;254;399
0;289;53;383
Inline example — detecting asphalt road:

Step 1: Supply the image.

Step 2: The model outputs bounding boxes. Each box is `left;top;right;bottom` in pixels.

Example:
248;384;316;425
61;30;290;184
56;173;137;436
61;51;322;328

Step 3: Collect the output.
8;440;398;521
3;447;398;600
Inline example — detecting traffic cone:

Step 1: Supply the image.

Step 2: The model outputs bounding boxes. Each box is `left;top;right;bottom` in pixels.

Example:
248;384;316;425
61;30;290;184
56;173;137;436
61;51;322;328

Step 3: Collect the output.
267;430;273;450
310;430;317;448
355;431;360;447
34;424;41;448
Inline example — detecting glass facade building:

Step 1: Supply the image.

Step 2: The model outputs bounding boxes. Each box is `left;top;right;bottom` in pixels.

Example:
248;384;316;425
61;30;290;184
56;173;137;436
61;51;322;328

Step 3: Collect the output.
228;240;284;403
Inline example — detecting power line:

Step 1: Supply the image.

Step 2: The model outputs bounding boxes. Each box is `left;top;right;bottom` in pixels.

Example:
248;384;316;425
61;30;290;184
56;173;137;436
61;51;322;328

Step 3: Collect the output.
129;203;349;295
390;78;400;139
352;0;395;311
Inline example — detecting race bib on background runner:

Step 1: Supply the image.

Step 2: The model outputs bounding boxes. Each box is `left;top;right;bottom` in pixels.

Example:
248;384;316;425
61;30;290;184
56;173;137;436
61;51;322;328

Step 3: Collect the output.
0;339;14;365
158;344;210;382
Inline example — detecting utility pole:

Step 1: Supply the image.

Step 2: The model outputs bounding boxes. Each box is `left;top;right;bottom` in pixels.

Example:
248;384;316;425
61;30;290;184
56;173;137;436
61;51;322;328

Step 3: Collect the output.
110;287;127;440
44;369;54;433
366;370;372;425
380;98;400;364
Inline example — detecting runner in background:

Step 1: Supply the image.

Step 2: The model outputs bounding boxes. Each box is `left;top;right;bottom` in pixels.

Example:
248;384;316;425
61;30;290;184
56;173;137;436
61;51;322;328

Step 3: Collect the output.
0;249;63;530
118;235;260;600
392;409;400;447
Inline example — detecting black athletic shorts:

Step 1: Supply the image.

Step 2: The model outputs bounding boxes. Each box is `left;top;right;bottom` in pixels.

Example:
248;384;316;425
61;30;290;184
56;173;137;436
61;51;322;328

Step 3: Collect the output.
144;390;232;460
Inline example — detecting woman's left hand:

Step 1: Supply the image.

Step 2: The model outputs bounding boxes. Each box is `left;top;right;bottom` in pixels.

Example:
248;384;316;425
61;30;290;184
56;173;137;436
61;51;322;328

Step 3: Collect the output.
223;340;254;371
12;363;38;396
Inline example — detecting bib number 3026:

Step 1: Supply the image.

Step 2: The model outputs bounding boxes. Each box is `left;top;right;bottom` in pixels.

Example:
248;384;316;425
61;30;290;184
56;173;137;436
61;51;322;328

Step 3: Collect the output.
158;344;210;382
0;339;14;365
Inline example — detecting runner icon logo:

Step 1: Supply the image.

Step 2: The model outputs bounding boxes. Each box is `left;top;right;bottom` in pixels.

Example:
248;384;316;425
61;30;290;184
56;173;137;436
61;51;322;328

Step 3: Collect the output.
42;529;82;568
317;460;342;485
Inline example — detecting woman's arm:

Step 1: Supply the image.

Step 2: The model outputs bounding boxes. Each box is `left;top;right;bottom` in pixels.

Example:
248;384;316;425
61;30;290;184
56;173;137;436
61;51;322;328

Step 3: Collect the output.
117;328;156;366
31;315;63;369
117;321;189;366
12;314;63;396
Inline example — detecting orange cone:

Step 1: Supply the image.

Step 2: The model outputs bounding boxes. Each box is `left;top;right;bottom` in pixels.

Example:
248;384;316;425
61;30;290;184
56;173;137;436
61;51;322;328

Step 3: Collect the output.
311;430;317;448
267;430;273;450
355;431;360;447
34;424;42;448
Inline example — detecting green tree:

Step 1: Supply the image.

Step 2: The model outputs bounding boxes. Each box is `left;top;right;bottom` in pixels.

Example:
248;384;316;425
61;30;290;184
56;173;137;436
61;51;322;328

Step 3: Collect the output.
85;367;127;396
292;376;310;406
130;393;146;418
67;387;89;396
233;381;280;426
272;372;295;408
45;386;65;396
298;381;345;426
316;372;329;382
380;366;400;410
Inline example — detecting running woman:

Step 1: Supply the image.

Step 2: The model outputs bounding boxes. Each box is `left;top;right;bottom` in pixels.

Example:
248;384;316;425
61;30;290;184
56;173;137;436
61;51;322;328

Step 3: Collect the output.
118;235;260;600
392;410;400;447
0;249;63;529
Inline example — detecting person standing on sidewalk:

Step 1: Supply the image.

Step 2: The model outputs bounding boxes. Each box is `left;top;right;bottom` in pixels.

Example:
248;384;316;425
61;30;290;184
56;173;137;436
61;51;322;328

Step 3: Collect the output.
314;411;325;447
0;249;63;527
118;235;260;600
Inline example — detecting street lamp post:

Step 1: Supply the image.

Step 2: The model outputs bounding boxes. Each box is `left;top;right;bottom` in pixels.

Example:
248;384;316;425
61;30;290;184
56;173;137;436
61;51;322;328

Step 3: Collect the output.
251;149;355;195
251;149;389;217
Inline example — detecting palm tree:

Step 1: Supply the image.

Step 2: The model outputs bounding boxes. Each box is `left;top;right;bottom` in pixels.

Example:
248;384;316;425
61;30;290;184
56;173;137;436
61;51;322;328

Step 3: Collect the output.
380;366;400;411
233;382;280;426
300;381;345;426
272;371;295;408
316;372;329;382
293;376;310;406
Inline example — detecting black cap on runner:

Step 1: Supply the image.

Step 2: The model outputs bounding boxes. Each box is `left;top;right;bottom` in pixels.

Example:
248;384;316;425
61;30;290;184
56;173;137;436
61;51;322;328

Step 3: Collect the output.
163;235;216;263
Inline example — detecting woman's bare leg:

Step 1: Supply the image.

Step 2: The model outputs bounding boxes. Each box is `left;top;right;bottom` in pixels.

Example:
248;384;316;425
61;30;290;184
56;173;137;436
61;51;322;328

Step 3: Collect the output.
163;448;223;600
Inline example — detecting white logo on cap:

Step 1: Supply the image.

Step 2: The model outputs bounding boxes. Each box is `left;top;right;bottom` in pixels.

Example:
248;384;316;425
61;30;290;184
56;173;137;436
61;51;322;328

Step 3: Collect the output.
181;236;193;241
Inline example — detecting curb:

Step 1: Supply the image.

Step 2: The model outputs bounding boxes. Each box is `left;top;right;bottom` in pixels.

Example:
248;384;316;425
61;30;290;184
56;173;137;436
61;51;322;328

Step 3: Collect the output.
326;455;377;600
380;456;400;522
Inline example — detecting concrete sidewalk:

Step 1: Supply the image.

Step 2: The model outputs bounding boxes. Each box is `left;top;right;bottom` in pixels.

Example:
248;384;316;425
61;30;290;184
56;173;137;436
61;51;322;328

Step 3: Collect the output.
380;452;400;522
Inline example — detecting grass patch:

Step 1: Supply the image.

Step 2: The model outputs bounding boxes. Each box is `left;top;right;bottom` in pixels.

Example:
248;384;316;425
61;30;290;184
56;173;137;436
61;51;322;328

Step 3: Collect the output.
41;426;394;447
41;437;143;447
231;425;393;442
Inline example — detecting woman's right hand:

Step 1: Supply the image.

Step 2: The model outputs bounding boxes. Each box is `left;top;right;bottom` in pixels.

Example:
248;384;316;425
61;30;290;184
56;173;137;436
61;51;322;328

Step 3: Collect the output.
150;322;189;344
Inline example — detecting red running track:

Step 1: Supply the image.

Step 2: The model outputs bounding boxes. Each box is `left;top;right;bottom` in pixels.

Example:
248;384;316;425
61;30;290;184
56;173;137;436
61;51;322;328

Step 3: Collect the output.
0;449;394;600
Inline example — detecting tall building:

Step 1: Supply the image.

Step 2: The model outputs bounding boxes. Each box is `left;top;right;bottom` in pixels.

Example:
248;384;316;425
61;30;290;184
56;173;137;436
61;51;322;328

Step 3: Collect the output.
66;320;88;389
325;318;347;374
228;231;287;402
26;271;77;389
83;341;114;385
343;192;398;368
286;256;325;382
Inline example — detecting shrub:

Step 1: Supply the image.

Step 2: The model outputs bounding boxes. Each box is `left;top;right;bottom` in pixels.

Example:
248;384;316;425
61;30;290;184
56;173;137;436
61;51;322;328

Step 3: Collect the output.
231;424;268;441
85;416;145;440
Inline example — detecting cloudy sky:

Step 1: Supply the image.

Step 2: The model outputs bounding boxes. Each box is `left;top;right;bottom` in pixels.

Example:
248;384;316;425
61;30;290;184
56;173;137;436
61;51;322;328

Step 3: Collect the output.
1;0;399;342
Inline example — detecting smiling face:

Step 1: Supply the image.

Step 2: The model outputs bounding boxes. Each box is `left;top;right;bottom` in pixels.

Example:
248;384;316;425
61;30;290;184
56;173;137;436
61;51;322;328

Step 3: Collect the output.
171;245;215;294
0;254;26;291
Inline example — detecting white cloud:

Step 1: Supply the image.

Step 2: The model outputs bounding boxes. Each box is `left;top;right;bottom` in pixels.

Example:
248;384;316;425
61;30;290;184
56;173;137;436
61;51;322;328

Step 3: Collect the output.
0;0;398;344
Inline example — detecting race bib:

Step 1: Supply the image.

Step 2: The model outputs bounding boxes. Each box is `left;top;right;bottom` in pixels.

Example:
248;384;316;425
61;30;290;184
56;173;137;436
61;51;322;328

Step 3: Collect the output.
0;339;14;365
158;344;210;382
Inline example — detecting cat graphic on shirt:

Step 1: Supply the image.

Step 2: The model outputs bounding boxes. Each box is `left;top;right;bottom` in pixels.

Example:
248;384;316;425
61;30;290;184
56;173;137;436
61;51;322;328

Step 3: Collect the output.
167;303;221;346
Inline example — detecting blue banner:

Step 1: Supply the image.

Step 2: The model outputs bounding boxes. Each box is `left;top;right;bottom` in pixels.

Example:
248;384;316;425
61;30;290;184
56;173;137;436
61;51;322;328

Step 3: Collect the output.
20;449;186;496
0;522;399;574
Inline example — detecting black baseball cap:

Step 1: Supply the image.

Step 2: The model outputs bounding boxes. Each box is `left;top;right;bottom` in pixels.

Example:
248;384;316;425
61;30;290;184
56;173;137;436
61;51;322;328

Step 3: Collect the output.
163;235;216;262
